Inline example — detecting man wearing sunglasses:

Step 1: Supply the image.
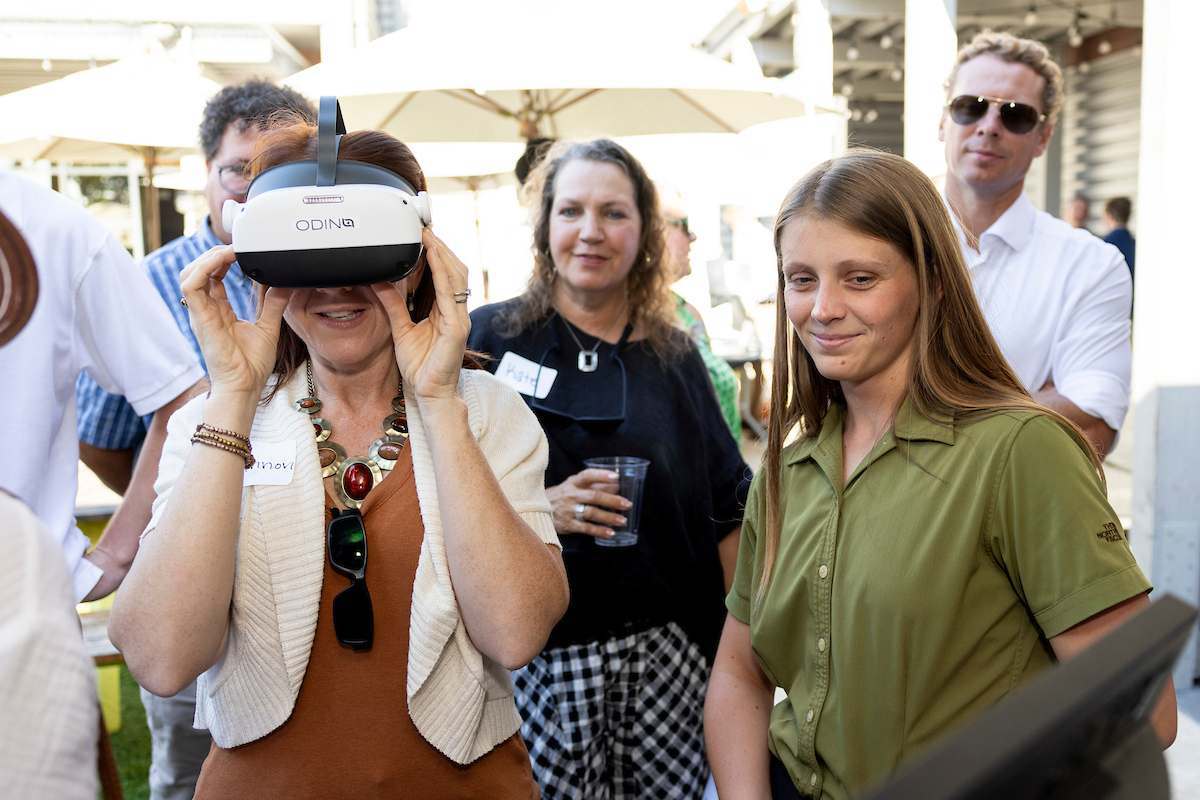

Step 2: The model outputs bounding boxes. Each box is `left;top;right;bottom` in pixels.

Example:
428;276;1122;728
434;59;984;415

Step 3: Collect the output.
939;31;1133;458
74;80;315;800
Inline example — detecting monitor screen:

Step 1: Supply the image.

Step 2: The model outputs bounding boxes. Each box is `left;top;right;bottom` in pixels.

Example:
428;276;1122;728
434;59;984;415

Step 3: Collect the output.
857;595;1197;800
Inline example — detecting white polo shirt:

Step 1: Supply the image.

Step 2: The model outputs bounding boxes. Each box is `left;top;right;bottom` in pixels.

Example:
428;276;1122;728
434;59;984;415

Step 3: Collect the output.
0;170;204;600
949;192;1133;433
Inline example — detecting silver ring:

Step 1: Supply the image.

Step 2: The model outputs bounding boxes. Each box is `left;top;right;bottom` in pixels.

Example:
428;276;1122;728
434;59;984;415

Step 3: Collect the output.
573;503;587;521
453;290;471;304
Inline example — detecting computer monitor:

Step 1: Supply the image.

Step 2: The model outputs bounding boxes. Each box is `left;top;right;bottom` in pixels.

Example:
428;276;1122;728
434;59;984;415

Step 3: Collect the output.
858;595;1197;800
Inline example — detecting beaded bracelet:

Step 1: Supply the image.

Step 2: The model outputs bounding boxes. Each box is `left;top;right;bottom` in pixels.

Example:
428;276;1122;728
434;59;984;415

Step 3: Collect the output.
191;429;255;469
196;423;251;446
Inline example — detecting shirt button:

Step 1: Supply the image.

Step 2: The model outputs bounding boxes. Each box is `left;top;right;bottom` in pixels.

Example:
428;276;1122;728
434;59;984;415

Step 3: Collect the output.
818;565;828;579
806;709;814;723
817;637;826;652
811;774;818;787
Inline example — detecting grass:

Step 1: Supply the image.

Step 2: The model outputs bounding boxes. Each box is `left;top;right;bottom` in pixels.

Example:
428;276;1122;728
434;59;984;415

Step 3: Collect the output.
102;665;151;800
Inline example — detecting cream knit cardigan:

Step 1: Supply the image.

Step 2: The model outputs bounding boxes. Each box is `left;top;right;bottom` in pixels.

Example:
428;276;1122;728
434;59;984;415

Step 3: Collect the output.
146;367;559;764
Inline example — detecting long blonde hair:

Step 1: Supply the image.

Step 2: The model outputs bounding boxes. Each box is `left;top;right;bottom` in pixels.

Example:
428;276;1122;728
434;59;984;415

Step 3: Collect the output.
757;150;1100;607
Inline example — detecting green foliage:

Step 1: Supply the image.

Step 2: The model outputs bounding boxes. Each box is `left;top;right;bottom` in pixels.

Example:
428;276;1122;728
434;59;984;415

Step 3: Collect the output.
77;175;130;206
100;666;151;800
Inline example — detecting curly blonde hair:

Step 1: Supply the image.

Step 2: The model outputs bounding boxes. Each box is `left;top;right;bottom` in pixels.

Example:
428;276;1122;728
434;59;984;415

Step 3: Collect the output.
494;139;685;360
944;30;1065;127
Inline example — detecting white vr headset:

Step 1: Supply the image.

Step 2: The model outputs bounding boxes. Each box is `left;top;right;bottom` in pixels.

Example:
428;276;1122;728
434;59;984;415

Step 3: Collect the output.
222;96;432;288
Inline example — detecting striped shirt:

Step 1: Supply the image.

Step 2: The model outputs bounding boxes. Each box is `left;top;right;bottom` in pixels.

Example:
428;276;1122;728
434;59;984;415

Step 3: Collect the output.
76;219;258;450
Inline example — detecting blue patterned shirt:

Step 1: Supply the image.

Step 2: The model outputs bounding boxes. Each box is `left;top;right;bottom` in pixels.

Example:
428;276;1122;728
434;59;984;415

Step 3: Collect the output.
76;219;258;450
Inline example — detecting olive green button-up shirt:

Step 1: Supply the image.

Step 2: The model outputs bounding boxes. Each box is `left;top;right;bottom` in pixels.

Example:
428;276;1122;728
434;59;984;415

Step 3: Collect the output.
727;402;1150;799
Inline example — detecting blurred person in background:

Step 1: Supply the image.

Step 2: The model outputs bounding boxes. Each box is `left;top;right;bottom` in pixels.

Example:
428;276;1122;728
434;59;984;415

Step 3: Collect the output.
1064;194;1090;229
74;79;315;800
659;181;742;445
469;139;751;800
705;149;1174;800
938;31;1132;459
0;207;99;800
109;121;567;798
1103;196;1135;279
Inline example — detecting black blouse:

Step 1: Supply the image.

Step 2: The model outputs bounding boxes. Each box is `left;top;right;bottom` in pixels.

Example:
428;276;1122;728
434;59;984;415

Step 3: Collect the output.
468;301;751;660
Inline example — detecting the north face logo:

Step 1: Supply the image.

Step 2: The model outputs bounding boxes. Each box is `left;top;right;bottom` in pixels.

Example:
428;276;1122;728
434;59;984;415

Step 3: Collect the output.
1096;522;1122;542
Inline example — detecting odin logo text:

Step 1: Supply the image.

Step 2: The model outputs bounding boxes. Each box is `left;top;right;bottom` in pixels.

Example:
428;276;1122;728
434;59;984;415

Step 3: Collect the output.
296;218;355;231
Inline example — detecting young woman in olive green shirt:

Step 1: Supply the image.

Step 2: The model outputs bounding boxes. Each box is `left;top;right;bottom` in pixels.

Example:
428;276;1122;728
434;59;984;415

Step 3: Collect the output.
703;150;1175;800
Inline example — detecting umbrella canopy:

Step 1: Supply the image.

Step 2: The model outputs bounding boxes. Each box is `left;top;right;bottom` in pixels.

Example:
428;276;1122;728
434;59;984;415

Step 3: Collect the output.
0;52;221;252
0;52;221;162
285;22;824;143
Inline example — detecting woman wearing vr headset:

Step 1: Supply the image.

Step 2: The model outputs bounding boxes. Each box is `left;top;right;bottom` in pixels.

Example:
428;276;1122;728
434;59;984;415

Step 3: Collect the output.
703;150;1175;799
110;122;569;798
467;139;751;799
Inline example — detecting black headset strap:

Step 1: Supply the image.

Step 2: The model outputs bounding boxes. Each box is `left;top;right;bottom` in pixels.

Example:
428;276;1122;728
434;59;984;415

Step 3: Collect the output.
317;96;347;187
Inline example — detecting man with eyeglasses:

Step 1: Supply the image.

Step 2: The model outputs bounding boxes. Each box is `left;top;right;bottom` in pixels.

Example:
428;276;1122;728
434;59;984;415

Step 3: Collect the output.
939;31;1132;458
75;79;314;800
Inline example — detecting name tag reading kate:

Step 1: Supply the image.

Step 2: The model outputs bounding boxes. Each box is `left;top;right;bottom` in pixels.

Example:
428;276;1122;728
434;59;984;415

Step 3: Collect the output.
243;440;297;486
496;351;557;399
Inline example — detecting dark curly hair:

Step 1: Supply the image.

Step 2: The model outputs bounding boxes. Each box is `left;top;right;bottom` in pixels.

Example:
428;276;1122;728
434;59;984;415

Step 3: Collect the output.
198;80;316;161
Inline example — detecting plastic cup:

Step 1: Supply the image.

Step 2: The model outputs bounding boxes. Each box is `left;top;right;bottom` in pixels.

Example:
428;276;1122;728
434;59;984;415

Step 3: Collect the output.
583;456;650;548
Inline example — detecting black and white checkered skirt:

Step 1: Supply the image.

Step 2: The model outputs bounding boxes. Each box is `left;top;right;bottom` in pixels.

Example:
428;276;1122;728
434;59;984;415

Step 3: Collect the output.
513;621;711;800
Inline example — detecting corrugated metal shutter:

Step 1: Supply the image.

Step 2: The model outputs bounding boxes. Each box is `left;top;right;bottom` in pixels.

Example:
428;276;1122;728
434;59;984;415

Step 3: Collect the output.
1060;48;1142;232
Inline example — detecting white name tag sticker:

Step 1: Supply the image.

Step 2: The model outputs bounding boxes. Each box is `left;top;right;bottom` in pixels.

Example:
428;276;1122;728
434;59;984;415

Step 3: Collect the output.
496;351;556;399
243;440;297;486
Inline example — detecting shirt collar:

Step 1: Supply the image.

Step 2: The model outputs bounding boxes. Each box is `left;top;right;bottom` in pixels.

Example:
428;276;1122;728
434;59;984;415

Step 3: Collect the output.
945;190;1036;256
982;191;1036;252
783;397;955;467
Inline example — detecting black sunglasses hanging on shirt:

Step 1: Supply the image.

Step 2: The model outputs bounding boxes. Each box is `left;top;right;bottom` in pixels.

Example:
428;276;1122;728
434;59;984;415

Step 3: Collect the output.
327;507;374;651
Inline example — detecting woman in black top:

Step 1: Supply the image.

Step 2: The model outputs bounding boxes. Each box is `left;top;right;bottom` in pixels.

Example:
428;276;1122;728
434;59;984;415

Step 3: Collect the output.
468;139;750;800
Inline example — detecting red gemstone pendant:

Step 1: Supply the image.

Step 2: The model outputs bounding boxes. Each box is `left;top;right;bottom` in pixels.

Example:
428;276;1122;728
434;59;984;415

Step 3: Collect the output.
343;462;373;501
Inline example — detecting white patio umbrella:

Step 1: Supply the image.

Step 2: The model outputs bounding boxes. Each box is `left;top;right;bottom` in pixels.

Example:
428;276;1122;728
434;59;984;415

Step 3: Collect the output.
0;52;221;251
285;21;826;144
406;142;524;302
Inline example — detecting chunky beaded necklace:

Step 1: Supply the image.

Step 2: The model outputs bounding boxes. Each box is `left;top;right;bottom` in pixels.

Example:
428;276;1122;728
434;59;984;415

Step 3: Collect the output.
293;360;408;509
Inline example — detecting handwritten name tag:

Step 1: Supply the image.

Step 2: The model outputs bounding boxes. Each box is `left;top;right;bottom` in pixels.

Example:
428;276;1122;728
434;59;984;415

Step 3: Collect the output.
496;351;556;399
243;440;297;486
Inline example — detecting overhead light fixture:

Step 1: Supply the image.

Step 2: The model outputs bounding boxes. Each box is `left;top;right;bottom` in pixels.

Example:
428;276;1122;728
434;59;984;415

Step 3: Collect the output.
1024;4;1038;26
1098;36;1112;54
1068;10;1084;47
847;42;860;61
880;33;894;50
1079;60;1091;73
890;65;904;82
851;108;863;121
841;83;854;96
41;59;52;71
864;109;879;123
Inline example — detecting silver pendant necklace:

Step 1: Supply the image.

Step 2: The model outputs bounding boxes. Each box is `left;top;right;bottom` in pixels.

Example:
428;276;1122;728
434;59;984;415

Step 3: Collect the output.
558;305;627;373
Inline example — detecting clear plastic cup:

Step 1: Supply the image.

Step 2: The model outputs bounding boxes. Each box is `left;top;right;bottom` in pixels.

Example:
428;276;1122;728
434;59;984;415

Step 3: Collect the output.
583;456;650;548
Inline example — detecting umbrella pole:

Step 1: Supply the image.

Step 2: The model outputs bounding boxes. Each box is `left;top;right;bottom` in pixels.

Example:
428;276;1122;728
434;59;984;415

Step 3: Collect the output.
141;146;161;254
468;177;488;302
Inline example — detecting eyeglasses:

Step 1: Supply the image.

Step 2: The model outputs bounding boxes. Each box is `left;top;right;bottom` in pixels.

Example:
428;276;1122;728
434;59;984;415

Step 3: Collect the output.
666;216;691;237
948;95;1046;135
327;508;374;650
216;164;251;195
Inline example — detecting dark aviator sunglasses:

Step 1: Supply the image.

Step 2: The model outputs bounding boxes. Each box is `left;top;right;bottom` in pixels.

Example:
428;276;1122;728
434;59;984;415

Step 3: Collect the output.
949;95;1046;135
